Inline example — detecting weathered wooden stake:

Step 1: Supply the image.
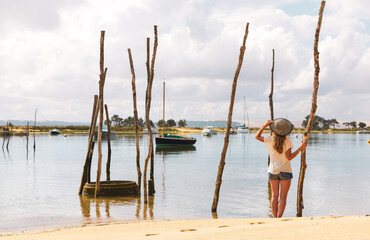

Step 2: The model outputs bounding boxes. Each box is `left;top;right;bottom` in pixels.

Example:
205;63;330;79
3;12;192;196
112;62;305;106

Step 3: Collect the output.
297;0;326;217
105;104;112;182
26;122;29;150
268;49;275;166
33;108;37;150
149;26;158;196
212;23;249;212
128;48;142;193
95;30;107;197
79;95;99;194
143;25;158;203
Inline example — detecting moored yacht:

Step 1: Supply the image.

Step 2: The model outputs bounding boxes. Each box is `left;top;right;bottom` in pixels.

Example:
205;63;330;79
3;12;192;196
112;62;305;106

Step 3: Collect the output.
202;126;217;136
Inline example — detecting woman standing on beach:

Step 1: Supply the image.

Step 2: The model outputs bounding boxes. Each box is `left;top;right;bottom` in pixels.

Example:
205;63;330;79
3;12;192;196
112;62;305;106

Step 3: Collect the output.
255;118;307;218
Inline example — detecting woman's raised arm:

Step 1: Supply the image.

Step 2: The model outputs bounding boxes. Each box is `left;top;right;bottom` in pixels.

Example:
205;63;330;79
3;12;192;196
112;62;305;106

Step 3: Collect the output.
255;120;273;142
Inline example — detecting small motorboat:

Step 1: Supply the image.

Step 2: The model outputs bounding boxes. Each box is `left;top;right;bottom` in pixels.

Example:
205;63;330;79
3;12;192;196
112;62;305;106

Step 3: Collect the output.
202;126;217;136
143;127;159;134
94;125;117;140
49;128;61;135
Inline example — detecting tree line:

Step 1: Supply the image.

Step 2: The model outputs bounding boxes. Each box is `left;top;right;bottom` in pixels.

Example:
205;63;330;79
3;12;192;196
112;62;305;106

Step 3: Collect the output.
106;114;187;127
301;115;367;130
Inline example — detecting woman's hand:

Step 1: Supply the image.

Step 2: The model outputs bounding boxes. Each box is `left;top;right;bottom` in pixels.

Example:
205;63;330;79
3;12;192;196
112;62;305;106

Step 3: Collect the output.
255;120;273;142
298;141;308;151
264;120;273;127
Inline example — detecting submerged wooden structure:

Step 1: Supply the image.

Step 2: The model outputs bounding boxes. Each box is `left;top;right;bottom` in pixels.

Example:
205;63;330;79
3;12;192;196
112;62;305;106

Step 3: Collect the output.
79;30;139;197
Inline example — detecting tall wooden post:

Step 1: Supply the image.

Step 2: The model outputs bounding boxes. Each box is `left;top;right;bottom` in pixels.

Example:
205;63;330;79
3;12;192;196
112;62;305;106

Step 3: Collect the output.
148;26;158;196
212;23;249;212
105;104;112;182
297;0;326;217
268;49;275;166
128;48;142;193
143;26;158;202
33;108;37;150
95;30;108;197
26;122;29;152
79;95;99;194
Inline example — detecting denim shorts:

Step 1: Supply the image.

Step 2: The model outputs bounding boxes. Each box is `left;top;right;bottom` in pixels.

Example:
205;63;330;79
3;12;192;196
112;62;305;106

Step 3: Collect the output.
268;172;293;180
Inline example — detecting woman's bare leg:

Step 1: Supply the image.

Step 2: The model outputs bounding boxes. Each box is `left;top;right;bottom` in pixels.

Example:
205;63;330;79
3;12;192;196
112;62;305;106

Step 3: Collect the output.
277;179;291;218
269;179;280;218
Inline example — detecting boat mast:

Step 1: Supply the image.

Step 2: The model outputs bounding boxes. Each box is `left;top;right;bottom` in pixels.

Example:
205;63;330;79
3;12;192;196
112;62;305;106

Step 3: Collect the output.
162;81;165;136
243;96;246;127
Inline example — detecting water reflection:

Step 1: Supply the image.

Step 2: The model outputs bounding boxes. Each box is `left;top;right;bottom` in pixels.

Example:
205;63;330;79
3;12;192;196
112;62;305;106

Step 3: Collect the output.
79;195;155;223
155;145;196;155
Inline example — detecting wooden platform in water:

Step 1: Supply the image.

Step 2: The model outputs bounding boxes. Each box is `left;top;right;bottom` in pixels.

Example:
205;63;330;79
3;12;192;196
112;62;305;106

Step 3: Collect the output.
83;180;139;196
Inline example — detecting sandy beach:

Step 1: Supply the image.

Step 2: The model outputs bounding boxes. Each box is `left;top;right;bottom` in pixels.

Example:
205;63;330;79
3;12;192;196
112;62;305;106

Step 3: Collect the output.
1;215;369;240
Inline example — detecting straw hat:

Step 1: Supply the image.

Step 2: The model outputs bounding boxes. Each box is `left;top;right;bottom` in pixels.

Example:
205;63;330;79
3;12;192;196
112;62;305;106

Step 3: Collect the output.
269;118;293;136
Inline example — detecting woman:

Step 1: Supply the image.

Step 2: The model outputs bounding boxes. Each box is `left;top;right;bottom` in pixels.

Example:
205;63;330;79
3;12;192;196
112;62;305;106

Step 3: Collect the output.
255;118;307;218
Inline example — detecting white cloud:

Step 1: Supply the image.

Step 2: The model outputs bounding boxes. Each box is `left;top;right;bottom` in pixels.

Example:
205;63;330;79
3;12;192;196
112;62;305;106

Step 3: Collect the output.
0;0;369;123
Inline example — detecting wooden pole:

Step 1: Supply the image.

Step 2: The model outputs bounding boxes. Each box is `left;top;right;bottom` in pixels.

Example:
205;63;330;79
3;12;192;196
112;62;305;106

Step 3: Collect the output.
79;95;99;194
268;49;275;166
95;30;107;197
33;108;37;150
128;48;142;193
269;49;275;121
143;37;151;203
297;0;326;217
143;25;158;202
148;26;158;196
212;23;249;212
105;104;112;182
26;122;29;156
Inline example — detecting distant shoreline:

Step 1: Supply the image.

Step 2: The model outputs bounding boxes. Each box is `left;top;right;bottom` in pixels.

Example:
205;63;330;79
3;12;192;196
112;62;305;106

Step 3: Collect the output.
1;126;366;136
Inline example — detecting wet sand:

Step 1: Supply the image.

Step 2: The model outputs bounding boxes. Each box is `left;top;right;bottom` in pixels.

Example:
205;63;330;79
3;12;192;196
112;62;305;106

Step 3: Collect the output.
1;215;369;240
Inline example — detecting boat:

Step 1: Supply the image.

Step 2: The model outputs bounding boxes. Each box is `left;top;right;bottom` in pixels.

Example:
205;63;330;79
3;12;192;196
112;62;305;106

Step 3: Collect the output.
230;128;237;134
156;133;197;145
143;127;159;134
237;96;250;134
237;125;250;133
202;126;217;136
356;130;370;134
155;81;197;146
94;125;117;140
49;128;61;135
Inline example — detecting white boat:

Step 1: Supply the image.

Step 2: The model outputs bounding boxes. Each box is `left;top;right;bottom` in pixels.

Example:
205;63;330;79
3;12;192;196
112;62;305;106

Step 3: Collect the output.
202;126;217;136
237;126;250;133
49;128;61;135
237;96;250;134
356;130;369;134
94;125;117;140
230;128;237;134
143;128;159;134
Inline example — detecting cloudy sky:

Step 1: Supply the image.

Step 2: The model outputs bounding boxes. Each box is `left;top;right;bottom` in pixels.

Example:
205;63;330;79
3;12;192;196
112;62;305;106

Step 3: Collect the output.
0;0;369;123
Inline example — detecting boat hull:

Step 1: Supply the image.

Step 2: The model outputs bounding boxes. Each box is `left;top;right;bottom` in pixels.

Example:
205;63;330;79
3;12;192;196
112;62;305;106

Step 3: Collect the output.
155;136;196;145
94;131;117;140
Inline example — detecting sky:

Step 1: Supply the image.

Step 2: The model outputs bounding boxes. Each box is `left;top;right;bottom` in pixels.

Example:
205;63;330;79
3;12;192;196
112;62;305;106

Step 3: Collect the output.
0;0;369;123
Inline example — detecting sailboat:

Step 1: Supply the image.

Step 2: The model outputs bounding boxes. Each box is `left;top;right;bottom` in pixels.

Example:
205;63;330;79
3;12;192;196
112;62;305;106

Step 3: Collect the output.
155;82;197;146
237;96;250;133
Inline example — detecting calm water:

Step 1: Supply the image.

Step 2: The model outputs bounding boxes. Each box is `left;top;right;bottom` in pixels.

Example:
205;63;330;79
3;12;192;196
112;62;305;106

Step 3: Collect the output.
0;132;369;232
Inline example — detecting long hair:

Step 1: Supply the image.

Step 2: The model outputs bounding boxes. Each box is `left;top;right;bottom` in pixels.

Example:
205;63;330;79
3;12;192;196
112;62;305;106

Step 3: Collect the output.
273;134;286;154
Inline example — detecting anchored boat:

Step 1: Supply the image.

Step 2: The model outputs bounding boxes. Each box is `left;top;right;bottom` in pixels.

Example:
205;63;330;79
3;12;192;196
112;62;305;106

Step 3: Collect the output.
155;81;196;146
